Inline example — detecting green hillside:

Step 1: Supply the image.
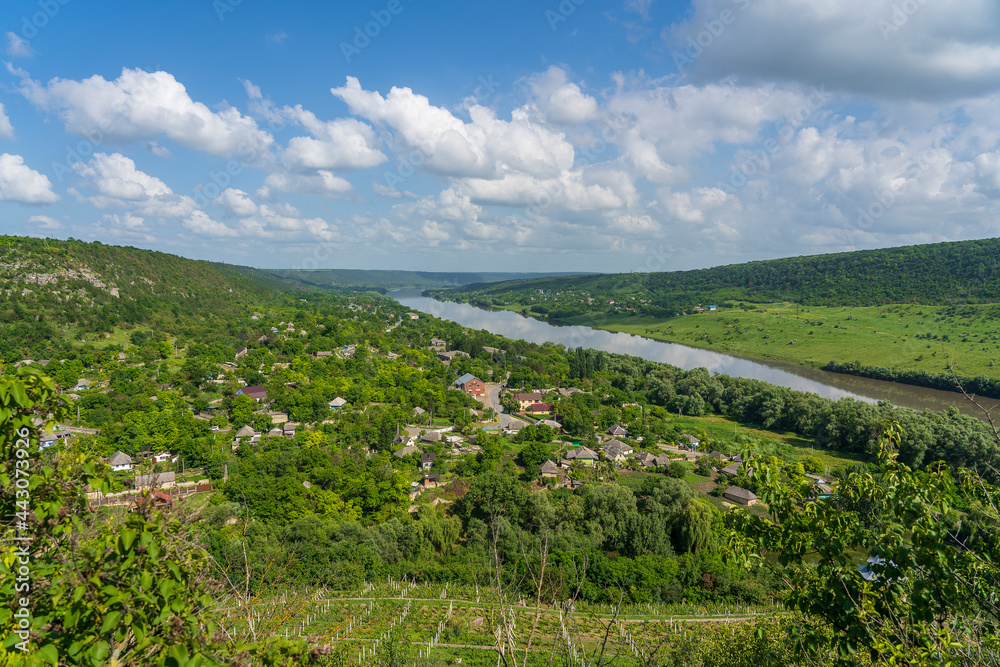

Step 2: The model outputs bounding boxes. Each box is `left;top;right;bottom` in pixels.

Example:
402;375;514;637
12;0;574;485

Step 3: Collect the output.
0;237;280;361
433;237;1000;315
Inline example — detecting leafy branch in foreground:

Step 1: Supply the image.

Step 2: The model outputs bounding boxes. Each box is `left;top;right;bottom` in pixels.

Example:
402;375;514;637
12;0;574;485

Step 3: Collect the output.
728;421;1000;666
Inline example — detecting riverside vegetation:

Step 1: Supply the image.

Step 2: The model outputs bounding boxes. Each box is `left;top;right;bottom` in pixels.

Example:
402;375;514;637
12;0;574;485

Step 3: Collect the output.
0;237;998;666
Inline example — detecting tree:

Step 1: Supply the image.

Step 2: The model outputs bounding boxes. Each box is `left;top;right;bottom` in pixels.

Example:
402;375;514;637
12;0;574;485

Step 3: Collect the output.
728;422;1000;666
518;440;550;479
668;460;688;479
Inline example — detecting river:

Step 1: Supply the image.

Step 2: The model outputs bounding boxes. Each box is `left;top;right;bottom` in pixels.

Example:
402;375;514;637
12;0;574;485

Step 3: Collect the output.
390;289;1000;419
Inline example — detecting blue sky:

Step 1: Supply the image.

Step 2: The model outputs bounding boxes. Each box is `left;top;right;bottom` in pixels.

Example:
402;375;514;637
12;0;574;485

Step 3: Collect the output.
1;0;999;273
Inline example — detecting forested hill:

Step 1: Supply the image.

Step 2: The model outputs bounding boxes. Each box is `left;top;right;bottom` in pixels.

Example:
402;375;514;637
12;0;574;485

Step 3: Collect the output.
433;237;1000;313
0;237;279;359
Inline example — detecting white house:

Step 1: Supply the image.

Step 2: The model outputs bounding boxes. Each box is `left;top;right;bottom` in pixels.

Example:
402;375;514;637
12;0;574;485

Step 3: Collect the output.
108;451;133;472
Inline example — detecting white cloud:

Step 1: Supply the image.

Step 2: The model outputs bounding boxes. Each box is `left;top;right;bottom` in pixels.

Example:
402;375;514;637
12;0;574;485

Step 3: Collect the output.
331;76;575;179
213;188;259;217
373;183;404;199
238;203;338;241
665;0;1000;100
71;153;197;218
526;66;599;124
281;105;386;170
183;210;239;237
17;67;273;158
28;215;62;230
0;154;58;204
72;152;170;201
5;32;31;58
0;104;14;140
103;212;146;230
267;31;288;44
260;171;353;198
607;77;814;164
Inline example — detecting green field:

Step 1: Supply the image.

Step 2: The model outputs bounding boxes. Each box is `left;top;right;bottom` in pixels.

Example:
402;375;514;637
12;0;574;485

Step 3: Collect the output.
562;301;1000;379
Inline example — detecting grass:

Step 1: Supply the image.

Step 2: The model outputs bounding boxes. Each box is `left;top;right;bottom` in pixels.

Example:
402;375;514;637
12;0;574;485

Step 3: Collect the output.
561;301;1000;379
666;413;867;471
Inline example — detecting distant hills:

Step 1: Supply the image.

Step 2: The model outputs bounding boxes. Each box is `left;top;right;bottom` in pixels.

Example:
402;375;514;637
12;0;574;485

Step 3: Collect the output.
431;237;1000;316
248;268;587;292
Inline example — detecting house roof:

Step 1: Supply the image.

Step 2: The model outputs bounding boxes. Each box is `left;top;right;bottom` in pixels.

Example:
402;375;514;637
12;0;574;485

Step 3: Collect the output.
329;397;348;407
394;445;420;458
724;486;757;501
708;451;727;460
527;402;554;412
608;424;628;436
515;392;542;401
540;460;559;473
237;385;267;398
413;407;426;415
420;452;437;463
134;471;176;486
421;431;442;442
235;425;256;438
455;373;479;385
566;446;598;460
108;451;132;466
721;463;743;476
679;433;700;444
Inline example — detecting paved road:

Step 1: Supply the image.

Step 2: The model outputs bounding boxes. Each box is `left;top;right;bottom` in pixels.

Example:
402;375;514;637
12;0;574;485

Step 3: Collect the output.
479;383;527;430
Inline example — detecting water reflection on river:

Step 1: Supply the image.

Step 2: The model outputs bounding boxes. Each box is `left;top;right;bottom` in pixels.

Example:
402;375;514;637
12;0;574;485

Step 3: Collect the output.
390;290;1000;419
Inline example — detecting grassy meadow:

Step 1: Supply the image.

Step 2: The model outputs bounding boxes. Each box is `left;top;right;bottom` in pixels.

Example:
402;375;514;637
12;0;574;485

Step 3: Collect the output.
561;301;1000;378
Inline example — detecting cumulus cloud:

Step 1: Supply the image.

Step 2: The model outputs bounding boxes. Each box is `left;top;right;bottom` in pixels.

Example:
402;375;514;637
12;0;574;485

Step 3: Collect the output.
183;210;239;237
665;0;1000;100
16;67;273;158
28;215;63;230
70;153;197;218
259;171;353;198
281;105;386;170
526;66;600;124
5;32;31;57
0;104;14;141
213;187;259;217
331;76;575;179
0;154;58;204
